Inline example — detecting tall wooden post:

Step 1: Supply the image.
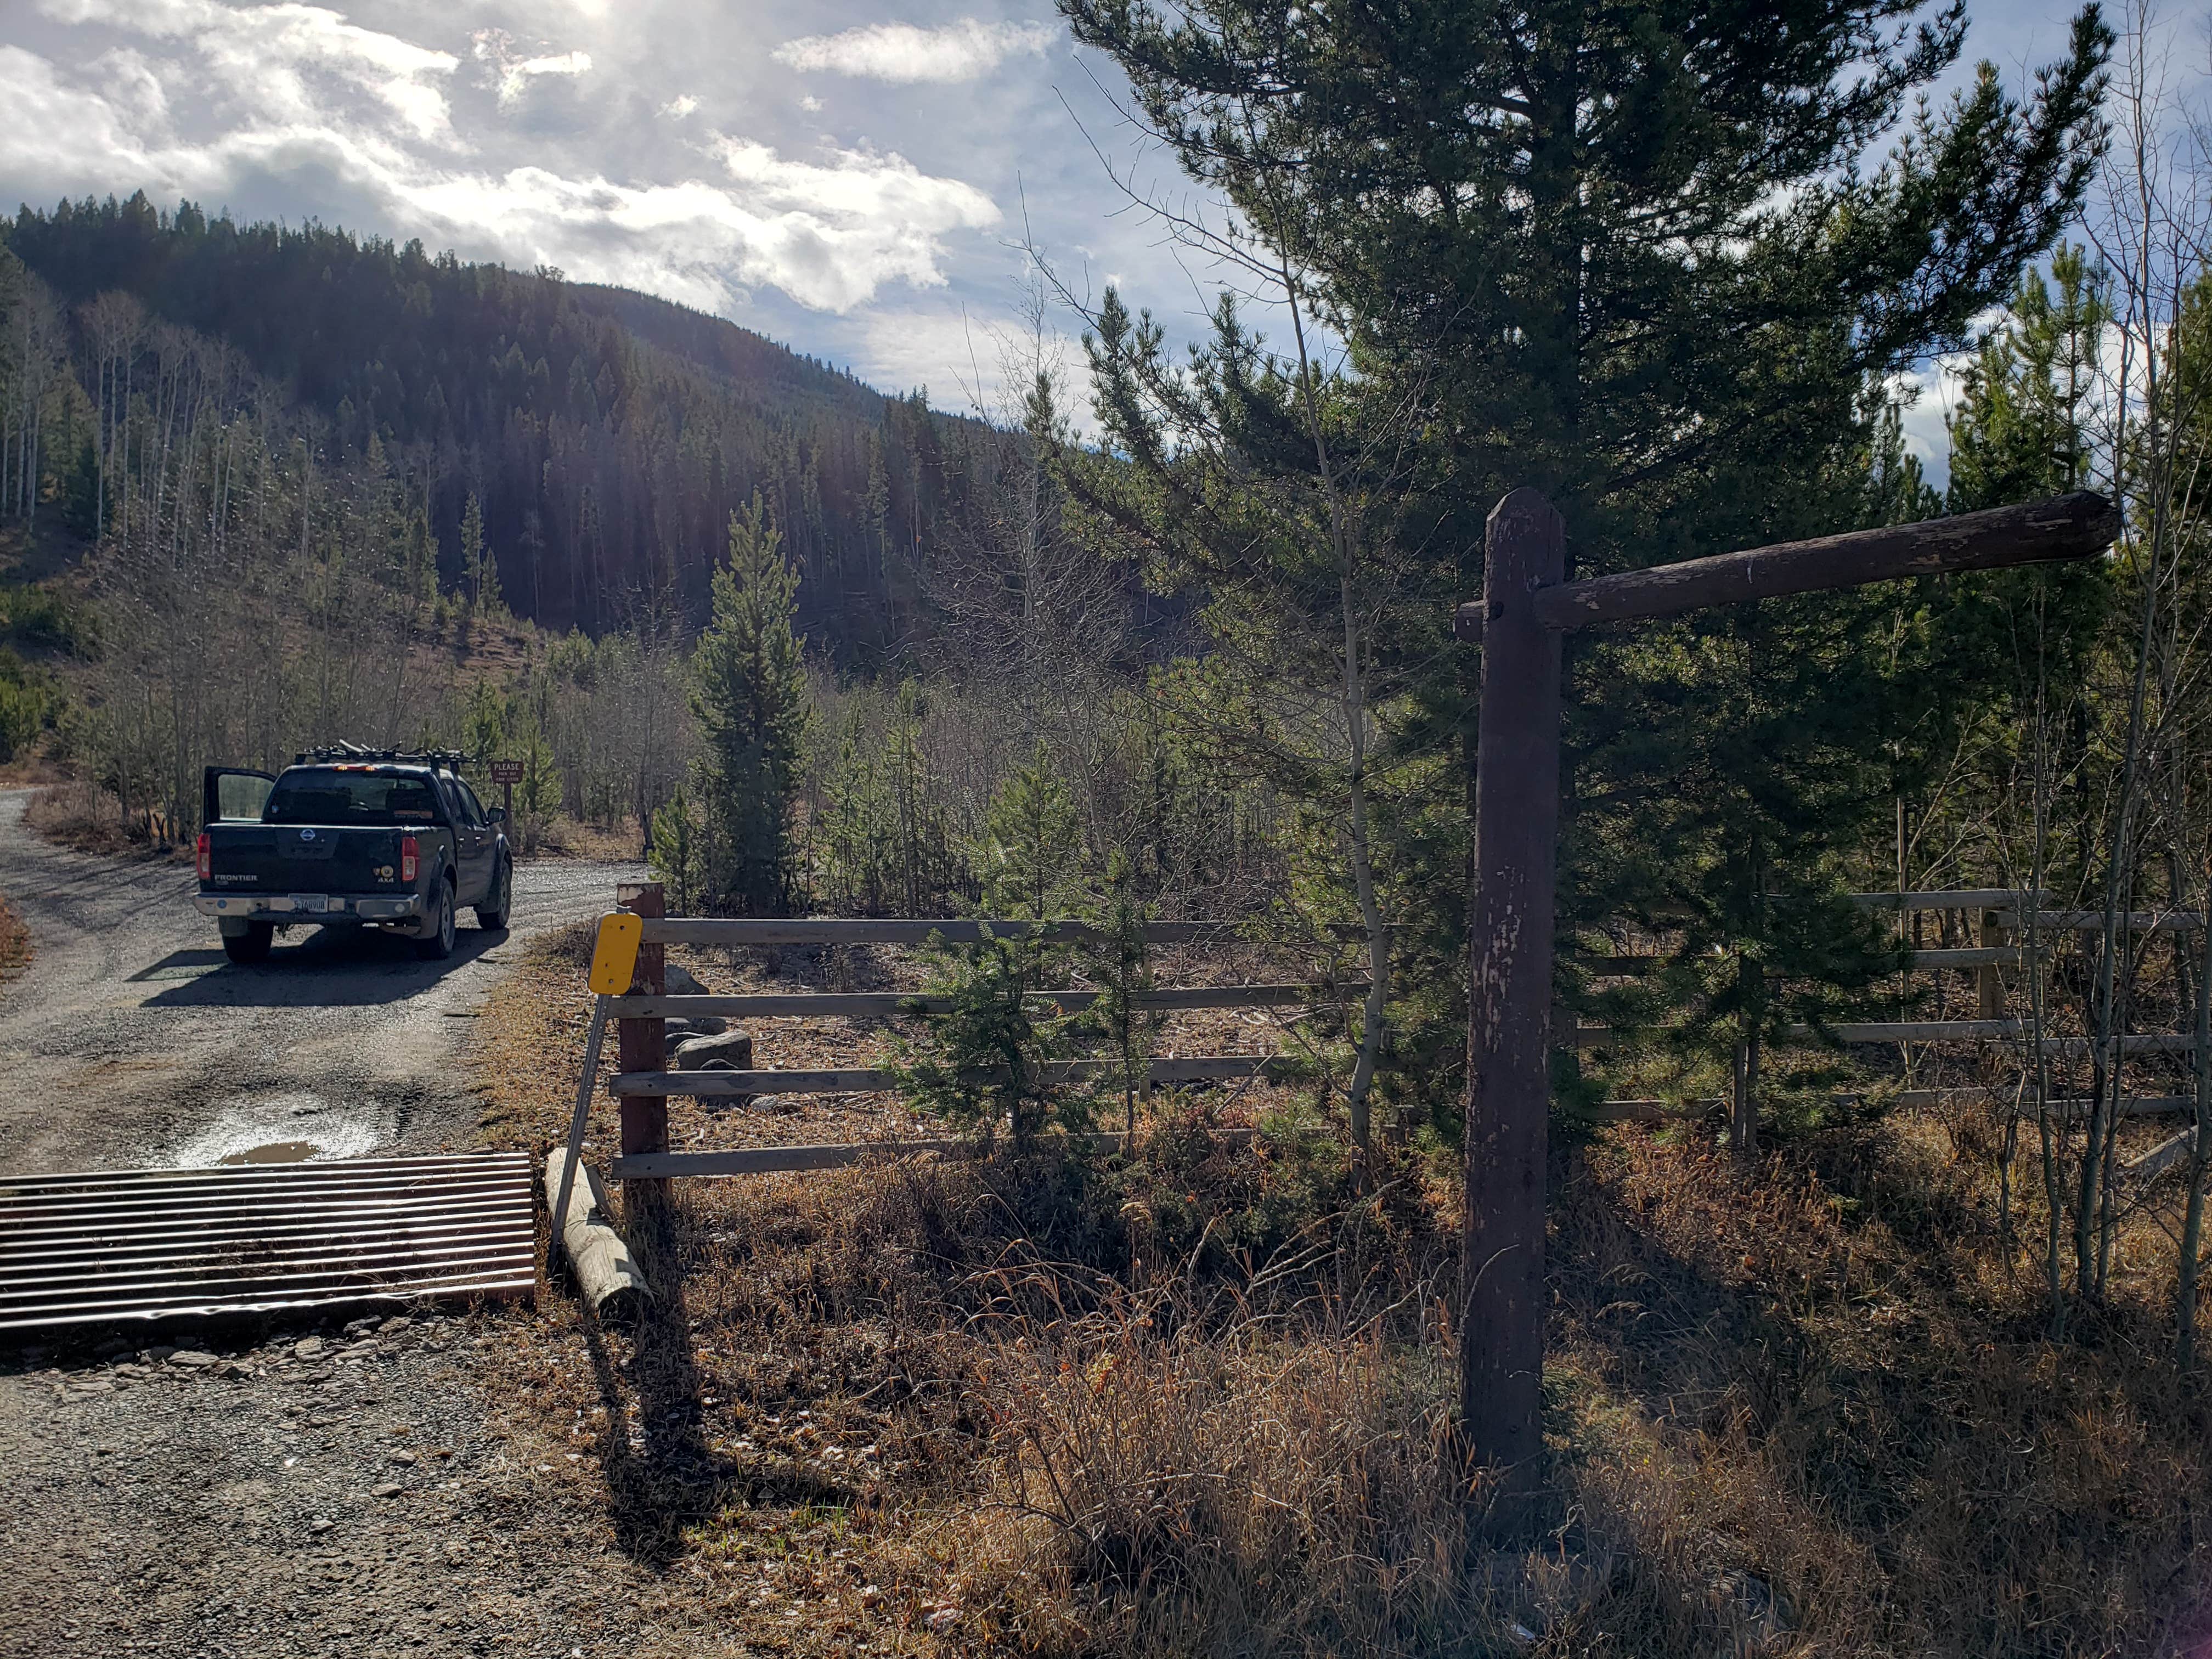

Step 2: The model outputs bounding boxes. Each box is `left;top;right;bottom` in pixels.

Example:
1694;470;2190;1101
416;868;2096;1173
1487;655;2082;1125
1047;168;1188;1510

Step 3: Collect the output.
617;881;667;1216
1460;489;1565;1523
1451;488;2114;1546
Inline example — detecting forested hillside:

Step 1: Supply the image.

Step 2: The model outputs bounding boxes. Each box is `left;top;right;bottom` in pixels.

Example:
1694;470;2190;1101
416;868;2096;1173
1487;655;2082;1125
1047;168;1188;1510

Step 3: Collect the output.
2;191;997;652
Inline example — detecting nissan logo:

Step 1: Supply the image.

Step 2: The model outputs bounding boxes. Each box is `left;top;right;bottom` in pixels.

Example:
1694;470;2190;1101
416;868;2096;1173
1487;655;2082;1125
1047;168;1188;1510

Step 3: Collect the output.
300;828;316;841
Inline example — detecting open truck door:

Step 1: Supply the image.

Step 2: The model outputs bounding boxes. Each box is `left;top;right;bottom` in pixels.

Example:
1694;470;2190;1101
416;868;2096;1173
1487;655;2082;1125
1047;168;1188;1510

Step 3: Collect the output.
202;766;276;825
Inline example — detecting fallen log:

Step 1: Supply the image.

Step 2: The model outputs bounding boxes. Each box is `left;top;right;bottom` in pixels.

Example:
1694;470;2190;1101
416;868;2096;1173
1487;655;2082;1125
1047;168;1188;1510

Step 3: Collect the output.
542;1147;650;1316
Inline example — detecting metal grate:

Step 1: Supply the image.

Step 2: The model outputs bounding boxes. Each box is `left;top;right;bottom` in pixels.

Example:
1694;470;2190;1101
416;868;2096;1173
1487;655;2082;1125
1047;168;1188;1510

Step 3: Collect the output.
0;1152;537;1334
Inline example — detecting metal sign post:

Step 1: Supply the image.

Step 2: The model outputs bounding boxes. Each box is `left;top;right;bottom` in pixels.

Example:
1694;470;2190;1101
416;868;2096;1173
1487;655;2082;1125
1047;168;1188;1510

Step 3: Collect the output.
1455;490;2118;1531
551;912;645;1237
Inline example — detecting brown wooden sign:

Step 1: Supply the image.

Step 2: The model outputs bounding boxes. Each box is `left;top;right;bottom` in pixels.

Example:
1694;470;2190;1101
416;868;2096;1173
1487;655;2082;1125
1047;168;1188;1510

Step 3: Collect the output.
488;758;524;785
1459;489;2118;1531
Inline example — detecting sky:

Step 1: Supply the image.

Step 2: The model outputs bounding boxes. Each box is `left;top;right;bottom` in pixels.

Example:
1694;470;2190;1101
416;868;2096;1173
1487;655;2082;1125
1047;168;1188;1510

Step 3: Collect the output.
0;0;2128;477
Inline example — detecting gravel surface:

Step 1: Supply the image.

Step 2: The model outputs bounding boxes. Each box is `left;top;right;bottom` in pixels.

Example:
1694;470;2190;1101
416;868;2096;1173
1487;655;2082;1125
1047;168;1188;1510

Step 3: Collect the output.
1;1312;695;1659
0;787;640;1173
0;794;682;1656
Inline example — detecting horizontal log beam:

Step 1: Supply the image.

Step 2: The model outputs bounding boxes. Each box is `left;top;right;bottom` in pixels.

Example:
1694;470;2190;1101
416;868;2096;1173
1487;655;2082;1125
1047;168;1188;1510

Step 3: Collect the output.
1453;493;2114;640
606;984;1352;1019
609;1054;1288;1097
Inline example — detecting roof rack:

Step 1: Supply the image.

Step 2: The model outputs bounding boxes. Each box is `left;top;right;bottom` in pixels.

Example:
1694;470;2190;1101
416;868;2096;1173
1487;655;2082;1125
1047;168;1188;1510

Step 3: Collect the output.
292;743;471;770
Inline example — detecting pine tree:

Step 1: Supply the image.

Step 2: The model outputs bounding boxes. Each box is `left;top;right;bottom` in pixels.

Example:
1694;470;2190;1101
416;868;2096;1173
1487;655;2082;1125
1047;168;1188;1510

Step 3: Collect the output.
452;491;492;644
1069;0;2113;1148
1948;248;2109;512
979;740;1083;921
692;493;810;915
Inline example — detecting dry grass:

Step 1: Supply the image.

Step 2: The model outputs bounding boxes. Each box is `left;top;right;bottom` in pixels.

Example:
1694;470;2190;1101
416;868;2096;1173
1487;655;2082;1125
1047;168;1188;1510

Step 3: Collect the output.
527;816;648;862
470;923;2212;1657
0;891;29;987
21;780;193;860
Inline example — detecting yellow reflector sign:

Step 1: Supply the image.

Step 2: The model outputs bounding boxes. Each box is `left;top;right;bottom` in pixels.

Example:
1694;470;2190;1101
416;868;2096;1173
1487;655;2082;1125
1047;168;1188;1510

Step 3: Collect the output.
588;912;644;995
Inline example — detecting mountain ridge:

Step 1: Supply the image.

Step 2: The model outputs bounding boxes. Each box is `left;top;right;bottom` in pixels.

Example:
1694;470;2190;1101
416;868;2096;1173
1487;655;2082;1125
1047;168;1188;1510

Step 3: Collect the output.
2;190;992;656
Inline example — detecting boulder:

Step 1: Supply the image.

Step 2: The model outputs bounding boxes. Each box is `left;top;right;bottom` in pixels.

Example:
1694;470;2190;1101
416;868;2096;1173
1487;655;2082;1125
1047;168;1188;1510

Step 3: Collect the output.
661;963;727;1034
672;1030;753;1070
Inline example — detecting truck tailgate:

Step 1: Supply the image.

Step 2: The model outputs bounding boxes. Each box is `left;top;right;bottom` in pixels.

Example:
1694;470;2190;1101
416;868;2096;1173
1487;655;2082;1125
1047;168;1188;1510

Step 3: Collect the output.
206;825;404;896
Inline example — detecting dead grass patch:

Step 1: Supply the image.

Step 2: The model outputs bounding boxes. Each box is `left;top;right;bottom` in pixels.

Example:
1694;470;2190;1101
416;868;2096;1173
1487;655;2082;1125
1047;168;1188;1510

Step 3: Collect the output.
0;892;29;986
21;780;192;860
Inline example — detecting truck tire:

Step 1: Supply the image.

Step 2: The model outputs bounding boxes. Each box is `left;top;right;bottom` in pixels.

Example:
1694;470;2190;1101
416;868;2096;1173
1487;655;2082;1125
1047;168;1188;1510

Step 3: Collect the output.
222;922;274;965
475;858;511;930
415;879;457;960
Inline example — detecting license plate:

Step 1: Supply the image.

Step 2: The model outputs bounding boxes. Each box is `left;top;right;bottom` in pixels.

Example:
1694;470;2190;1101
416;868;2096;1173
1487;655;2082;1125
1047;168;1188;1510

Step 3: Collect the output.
293;894;329;914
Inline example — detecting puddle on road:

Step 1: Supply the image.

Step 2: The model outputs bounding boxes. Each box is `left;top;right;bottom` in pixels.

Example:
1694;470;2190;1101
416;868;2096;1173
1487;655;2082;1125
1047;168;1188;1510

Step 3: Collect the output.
171;1090;392;1169
218;1139;320;1165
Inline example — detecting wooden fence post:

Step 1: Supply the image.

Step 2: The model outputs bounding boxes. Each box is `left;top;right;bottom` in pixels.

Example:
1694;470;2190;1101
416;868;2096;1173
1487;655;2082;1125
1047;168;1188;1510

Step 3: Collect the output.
617;881;667;1220
1460;488;1565;1532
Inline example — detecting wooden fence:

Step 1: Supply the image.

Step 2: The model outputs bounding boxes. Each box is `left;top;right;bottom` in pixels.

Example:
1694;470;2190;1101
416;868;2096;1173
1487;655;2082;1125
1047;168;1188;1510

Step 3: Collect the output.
577;883;2207;1190
597;885;1353;1184
1572;888;2208;1118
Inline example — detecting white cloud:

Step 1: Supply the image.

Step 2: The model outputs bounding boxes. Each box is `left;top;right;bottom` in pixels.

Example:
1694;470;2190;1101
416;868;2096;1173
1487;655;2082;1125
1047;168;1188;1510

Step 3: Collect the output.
772;19;1056;84
470;29;592;110
404;144;999;313
799;94;822;112
659;93;698;119
0;22;1003;316
42;0;461;146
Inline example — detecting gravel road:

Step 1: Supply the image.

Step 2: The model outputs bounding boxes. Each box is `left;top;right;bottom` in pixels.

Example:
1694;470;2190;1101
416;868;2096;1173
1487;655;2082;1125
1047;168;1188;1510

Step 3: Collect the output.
0;793;693;1658
0;787;639;1173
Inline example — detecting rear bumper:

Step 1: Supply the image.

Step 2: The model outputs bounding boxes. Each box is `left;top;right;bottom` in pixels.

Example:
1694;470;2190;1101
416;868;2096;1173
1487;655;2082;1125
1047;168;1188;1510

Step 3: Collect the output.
196;893;425;922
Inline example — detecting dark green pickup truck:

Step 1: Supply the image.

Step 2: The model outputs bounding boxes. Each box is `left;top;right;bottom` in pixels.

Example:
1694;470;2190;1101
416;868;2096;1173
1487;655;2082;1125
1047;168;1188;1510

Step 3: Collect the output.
194;748;512;964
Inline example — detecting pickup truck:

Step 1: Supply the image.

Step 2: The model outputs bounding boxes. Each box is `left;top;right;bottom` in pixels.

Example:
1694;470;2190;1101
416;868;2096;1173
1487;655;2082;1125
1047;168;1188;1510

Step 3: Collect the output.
193;748;512;964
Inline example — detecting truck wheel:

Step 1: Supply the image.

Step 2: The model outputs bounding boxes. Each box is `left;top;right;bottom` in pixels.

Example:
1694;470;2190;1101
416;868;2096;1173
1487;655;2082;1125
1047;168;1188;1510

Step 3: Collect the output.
222;923;274;965
475;859;511;930
415;881;457;960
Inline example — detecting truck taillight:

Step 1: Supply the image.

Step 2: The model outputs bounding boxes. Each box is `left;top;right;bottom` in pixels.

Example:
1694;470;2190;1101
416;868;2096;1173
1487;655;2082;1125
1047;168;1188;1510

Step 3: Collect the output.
400;834;419;883
196;832;211;881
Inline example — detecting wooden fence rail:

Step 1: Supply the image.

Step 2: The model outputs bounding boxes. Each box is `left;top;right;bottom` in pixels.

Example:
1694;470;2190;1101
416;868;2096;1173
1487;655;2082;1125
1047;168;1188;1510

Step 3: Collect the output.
605;984;1351;1020
1565;1018;2203;1053
610;1127;1259;1181
1850;890;2047;910
634;917;1392;947
611;1055;1289;1098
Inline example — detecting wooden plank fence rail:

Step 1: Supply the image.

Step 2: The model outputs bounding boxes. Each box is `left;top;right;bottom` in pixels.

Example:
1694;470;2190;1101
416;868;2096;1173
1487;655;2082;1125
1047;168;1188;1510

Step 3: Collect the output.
1893;1092;2203;1119
1851;890;2047;910
2005;909;2209;933
610;1054;1289;1098
1577;946;2035;973
605;983;1353;1020
1565;1018;2204;1053
633;917;1396;949
611;1127;1259;1181
1596;1091;2200;1122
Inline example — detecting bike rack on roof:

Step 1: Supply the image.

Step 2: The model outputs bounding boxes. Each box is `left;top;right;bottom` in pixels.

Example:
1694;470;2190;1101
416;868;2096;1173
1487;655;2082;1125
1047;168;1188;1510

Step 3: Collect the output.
292;742;471;770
